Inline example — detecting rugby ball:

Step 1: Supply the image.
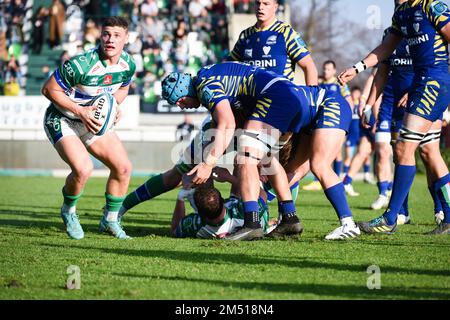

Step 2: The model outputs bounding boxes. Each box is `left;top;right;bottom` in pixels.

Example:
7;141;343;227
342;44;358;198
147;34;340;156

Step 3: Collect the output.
88;92;118;136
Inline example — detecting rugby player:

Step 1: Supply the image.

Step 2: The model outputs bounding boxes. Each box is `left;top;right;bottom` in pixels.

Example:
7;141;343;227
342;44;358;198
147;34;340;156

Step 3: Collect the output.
42;17;136;239
339;0;450;235
162;61;360;240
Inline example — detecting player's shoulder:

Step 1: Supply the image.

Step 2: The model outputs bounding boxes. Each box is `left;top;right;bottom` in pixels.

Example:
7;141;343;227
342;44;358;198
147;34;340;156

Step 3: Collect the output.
423;0;449;15
238;25;257;39
66;47;100;71
275;21;296;33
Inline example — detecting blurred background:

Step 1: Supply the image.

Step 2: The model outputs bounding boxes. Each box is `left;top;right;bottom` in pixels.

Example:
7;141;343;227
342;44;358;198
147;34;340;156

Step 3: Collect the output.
0;0;448;175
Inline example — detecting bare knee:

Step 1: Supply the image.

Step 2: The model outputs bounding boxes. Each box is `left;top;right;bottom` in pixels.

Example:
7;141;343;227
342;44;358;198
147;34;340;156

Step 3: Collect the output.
310;160;328;178
111;159;132;179
72;162;93;183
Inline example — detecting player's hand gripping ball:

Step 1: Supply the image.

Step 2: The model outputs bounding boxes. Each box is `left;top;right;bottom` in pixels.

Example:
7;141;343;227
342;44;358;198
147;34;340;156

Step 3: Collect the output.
87;92;118;136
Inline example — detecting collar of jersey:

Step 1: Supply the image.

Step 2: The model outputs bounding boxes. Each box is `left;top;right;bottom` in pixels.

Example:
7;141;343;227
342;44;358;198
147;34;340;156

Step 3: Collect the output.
323;77;338;84
206;211;230;227
254;18;279;32
408;0;421;7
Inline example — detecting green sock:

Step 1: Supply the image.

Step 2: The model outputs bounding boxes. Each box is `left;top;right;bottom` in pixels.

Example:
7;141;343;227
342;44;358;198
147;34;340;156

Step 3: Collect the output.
122;174;167;211
62;187;83;213
105;193;125;221
291;181;299;203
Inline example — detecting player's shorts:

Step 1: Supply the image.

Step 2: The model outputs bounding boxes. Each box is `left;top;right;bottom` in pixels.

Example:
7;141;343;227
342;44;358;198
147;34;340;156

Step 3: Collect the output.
407;74;450;122
248;78;313;134
346;119;361;147
360;124;375;143
43;104;103;147
175;115;213;174
312;90;352;133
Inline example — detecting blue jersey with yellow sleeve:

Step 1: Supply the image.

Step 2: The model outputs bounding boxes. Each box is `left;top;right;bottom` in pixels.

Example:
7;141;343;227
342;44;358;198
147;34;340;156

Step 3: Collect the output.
228;20;310;81
390;0;450;76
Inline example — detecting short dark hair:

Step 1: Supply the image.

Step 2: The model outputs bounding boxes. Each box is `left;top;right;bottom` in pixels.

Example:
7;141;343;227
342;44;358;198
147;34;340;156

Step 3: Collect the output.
351;86;362;92
194;186;224;221
323;60;336;69
102;16;129;30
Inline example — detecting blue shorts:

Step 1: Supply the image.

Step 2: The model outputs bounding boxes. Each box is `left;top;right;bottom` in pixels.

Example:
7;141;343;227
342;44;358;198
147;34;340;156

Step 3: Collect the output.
360;124;375;143
312;90;352;133
407;75;450;122
377;81;408;134
346;119;360;147
249;80;313;134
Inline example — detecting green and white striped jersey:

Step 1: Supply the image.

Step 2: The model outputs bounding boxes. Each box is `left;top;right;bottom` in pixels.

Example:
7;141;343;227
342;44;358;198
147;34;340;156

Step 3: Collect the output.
175;197;270;239
53;46;136;119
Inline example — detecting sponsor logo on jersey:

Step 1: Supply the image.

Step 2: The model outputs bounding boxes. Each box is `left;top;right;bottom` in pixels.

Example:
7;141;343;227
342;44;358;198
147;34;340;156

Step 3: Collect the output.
294;35;307;48
262;46;271;56
391;58;413;66
104;75;113;85
90;65;101;75
245;49;253;58
401;26;408;35
266;35;277;45
431;1;448;16
380;120;389;130
407;33;430;45
413;23;420;33
89;77;99;85
247;59;277;68
63;62;75;77
414;10;423;21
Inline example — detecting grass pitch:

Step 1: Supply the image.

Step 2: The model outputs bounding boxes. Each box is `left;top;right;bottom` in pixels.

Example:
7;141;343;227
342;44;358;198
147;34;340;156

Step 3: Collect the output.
0;175;449;300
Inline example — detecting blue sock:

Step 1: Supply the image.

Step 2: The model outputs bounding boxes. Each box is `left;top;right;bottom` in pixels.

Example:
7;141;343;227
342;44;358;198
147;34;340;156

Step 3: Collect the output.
433;174;450;223
428;186;443;213
399;193;409;216
364;164;370;174
278;200;296;218
243;201;260;225
388;181;393;191
343;165;350;175
383;165;416;225
334;160;343;176
377;181;390;196
324;183;353;220
343;175;353;186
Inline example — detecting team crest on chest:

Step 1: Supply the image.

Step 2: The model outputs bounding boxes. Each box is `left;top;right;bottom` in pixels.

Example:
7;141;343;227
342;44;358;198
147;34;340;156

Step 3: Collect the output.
104;75;112;85
266;35;277;45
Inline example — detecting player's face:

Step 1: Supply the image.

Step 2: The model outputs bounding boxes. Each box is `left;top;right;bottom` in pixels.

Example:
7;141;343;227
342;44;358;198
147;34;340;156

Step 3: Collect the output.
176;96;200;109
255;0;278;24
323;63;336;81
100;26;128;59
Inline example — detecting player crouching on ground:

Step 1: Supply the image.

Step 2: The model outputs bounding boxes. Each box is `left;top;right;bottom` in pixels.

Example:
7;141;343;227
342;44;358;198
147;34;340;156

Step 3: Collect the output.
171;183;273;239
41;16;136;240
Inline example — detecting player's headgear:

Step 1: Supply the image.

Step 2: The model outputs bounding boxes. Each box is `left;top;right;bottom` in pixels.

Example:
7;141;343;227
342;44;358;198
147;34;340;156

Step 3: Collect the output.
161;72;196;105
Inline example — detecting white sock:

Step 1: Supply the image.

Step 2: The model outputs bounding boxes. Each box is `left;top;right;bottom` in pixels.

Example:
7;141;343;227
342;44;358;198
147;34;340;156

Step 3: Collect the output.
105;211;118;222
61;204;76;214
340;217;355;227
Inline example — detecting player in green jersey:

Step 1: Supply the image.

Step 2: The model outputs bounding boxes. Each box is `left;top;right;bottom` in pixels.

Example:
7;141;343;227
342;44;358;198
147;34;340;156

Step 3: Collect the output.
42;17;136;240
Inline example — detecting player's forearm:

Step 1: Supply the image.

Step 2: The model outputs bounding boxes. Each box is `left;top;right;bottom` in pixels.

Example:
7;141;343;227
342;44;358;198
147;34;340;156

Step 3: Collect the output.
42;86;82;117
298;56;319;86
204;123;235;166
171;199;185;236
367;64;389;107
113;85;129;105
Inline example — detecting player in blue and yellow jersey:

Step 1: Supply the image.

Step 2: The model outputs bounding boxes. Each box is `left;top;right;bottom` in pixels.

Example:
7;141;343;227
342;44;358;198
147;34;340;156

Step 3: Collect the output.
365;23;445;226
339;0;450;235
162;62;361;240
41;17;136;240
228;0;318;85
303;60;354;191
